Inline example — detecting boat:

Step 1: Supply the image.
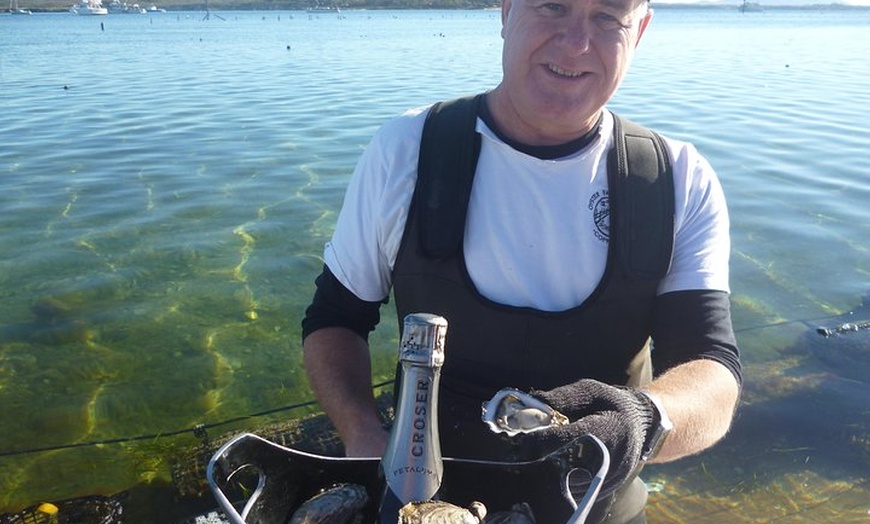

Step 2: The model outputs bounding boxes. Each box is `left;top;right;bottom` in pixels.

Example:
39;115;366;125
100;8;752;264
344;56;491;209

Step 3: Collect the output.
8;0;32;14
306;4;340;13
107;0;146;13
70;0;108;15
147;4;166;12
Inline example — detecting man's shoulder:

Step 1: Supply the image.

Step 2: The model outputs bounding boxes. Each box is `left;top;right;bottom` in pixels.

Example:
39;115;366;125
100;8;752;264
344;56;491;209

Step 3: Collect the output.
611;116;714;191
375;104;431;138
607;111;698;159
361;105;432;169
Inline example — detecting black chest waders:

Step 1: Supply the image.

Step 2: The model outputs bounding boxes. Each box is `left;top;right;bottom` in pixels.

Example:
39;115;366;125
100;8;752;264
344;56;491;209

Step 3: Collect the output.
392;95;674;524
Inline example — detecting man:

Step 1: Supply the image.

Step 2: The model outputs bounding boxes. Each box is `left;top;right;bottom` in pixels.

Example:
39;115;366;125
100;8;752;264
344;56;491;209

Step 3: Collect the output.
302;0;741;521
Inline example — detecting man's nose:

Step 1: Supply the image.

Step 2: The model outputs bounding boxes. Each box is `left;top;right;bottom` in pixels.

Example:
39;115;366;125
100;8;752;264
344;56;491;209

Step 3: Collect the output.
560;18;593;54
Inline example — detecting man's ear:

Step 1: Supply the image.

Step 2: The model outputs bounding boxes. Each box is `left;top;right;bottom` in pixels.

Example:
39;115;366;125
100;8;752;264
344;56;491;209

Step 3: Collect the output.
635;8;654;47
501;0;513;38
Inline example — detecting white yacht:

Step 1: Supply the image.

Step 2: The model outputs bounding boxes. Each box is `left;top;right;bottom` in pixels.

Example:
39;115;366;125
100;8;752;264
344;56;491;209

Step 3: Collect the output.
8;0;32;14
108;0;146;13
70;0;108;15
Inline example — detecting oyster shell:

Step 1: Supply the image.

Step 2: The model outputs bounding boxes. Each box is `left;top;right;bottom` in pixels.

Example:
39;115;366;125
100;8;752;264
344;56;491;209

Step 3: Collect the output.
288;483;369;524
481;388;568;436
398;500;487;524
482;502;536;523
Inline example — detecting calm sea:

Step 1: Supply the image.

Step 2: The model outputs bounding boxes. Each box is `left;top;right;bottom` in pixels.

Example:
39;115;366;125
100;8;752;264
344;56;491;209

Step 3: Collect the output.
1;6;868;522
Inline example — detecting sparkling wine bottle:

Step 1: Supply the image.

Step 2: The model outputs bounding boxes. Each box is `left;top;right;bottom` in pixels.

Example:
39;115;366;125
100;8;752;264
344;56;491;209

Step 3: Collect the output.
378;313;448;524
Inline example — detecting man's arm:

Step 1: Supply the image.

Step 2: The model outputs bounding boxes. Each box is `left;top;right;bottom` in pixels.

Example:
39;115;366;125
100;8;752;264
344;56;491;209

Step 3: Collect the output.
644;358;739;462
303;327;390;457
301;265;390;457
646;289;742;462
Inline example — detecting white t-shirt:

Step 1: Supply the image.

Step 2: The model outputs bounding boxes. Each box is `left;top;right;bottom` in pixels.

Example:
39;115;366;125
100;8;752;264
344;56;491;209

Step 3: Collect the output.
324;107;730;313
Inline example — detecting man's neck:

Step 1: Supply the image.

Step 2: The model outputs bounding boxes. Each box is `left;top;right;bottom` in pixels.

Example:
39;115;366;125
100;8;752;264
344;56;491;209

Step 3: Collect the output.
480;93;602;160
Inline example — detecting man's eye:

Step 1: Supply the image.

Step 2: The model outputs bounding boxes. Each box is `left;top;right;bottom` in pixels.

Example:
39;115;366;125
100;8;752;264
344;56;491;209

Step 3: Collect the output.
596;12;629;29
540;3;567;15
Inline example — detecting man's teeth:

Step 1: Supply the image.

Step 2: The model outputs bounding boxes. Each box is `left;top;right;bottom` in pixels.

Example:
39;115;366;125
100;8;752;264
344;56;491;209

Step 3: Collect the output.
549;65;583;77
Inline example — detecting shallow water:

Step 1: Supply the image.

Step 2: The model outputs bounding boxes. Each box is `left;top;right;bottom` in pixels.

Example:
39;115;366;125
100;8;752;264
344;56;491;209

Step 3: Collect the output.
0;7;868;522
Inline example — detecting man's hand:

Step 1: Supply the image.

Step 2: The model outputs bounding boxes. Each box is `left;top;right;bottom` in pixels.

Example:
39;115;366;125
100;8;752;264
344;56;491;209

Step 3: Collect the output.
343;427;390;458
522;379;657;496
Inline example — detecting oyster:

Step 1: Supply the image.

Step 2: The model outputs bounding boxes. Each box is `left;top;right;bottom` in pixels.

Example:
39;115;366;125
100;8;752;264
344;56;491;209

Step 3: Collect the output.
483;502;536;523
398;500;487;524
288;483;369;524
481;388;568;436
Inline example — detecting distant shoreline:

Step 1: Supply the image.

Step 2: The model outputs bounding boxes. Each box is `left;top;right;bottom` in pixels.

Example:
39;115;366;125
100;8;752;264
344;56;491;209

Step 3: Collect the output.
9;0;870;14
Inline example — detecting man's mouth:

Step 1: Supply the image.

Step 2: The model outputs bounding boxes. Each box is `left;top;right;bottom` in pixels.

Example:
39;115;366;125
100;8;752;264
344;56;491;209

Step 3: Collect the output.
548;64;585;78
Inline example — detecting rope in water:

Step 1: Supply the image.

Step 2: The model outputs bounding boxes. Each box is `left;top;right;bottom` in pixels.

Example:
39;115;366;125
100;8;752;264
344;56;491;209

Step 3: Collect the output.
816;319;870;337
2;310;866;459
0;380;393;458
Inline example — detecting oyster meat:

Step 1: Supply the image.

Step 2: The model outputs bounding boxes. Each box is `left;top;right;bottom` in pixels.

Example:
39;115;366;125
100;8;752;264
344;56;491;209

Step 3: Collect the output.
288;483;369;524
481;388;568;436
398;500;487;524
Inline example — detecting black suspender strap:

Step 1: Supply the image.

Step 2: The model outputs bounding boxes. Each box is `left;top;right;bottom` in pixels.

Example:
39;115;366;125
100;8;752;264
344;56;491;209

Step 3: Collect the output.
608;113;675;280
415;94;483;259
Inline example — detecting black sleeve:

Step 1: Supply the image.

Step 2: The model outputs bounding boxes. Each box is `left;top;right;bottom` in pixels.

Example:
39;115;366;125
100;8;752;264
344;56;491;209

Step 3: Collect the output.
301;265;386;343
651;289;743;385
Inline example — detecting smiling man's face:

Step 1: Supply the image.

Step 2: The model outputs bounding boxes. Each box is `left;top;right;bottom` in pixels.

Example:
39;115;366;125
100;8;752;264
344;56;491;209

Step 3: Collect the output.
488;0;652;145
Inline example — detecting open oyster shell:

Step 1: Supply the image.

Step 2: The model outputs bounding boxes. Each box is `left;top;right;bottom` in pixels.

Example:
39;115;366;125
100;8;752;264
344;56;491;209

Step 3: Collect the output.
398;500;487;524
288;483;369;524
481;388;569;436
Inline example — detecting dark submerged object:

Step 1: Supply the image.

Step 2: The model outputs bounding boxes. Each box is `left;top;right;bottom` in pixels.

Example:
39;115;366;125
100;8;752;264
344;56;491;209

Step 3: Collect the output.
815;319;870;338
207;432;608;524
810;294;870;384
0;296;94;345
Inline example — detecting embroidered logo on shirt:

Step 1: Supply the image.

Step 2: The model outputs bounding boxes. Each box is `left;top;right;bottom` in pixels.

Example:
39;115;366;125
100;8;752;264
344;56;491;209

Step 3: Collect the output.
588;190;610;243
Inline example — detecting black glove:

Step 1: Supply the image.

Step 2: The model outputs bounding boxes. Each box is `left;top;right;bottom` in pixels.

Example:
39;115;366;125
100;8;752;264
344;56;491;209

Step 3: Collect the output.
521;379;657;496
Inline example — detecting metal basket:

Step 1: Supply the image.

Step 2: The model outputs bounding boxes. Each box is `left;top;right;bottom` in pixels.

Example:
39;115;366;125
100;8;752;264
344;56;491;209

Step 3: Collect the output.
206;432;608;524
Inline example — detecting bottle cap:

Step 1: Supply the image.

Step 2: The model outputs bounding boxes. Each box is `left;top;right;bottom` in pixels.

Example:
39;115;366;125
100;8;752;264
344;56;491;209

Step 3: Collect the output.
399;313;447;367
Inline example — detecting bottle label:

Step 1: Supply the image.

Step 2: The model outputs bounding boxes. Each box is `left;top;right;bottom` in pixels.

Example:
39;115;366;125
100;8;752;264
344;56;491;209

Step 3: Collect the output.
409;378;430;459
